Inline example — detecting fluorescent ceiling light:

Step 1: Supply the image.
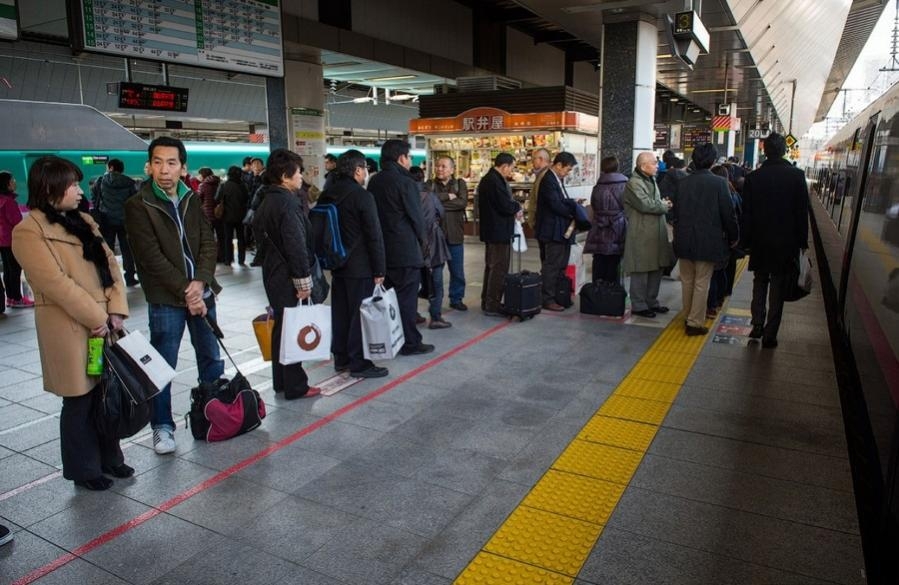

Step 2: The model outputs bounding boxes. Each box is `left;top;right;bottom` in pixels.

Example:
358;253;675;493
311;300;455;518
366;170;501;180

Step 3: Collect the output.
367;74;416;82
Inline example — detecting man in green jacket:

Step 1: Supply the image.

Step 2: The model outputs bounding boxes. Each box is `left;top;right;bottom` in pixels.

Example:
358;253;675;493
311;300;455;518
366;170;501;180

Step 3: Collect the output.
124;137;223;455
425;156;468;311
622;152;674;318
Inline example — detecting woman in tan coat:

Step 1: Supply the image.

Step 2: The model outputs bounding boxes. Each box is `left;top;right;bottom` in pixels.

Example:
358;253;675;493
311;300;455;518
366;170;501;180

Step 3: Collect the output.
12;156;130;491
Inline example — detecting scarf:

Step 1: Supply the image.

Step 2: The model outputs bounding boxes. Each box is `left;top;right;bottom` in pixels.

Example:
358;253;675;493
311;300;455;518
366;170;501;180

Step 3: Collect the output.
41;206;114;288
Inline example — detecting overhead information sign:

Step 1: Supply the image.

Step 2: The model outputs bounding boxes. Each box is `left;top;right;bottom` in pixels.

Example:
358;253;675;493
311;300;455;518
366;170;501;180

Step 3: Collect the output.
785;133;798;149
0;0;17;40
119;82;189;112
76;0;283;77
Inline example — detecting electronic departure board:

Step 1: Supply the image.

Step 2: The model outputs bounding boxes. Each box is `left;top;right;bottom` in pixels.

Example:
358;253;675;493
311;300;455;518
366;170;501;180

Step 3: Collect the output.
119;82;189;111
76;0;283;77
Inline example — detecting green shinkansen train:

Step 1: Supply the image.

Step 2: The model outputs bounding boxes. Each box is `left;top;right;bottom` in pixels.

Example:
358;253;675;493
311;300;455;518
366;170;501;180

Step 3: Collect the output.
0;99;423;204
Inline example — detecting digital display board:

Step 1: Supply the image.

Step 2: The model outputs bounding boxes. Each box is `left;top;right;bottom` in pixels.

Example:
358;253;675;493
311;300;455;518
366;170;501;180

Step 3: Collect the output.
119;82;190;112
76;0;283;77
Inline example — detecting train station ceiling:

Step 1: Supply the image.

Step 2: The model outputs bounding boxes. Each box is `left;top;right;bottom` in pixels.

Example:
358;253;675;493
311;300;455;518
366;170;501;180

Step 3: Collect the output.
454;0;883;137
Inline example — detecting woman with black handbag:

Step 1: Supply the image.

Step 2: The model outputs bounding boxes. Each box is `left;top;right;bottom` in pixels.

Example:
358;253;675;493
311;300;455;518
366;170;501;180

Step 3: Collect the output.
251;149;322;400
12;156;131;490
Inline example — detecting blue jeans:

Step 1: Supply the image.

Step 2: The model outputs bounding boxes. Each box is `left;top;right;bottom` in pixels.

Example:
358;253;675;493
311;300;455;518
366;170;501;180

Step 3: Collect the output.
148;299;224;428
429;263;445;319
447;243;466;304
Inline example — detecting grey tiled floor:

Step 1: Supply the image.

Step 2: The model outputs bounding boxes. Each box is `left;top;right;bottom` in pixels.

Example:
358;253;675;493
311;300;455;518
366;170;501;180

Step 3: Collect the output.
0;240;862;584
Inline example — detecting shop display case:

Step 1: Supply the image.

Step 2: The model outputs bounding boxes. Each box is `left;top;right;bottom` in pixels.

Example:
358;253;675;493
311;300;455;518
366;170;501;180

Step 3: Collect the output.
411;108;599;235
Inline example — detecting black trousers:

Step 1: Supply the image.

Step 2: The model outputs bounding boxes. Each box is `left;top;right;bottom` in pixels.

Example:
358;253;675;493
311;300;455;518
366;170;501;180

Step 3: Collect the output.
60;390;123;481
270;305;310;394
1;246;23;301
751;271;787;340
592;253;621;284
725;251;738;296
98;222;136;281
222;221;247;264
541;241;570;304
213;220;227;263
482;243;511;312
385;266;422;348
331;276;374;372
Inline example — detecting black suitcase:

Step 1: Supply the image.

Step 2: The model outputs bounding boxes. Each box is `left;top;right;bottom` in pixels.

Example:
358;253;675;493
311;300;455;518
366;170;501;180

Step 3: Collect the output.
503;235;542;320
556;274;573;308
580;279;626;317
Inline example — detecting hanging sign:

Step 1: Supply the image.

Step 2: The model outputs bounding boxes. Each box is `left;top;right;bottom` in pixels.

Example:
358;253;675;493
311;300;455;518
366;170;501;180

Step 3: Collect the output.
410;107;599;135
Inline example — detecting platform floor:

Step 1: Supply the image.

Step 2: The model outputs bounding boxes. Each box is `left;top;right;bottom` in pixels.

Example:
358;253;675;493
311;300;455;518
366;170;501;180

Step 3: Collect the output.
0;239;864;584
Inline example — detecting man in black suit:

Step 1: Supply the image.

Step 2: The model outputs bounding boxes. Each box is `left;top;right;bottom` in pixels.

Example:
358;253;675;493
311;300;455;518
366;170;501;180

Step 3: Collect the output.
740;133;809;348
534;152;579;311
477;153;522;316
368;140;433;355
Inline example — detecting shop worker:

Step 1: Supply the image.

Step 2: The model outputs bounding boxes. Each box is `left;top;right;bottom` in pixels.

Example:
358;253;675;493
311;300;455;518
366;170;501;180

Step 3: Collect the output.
477;152;522;316
535;152;579;311
124;136;224;455
368;139;434;356
424;156;468;311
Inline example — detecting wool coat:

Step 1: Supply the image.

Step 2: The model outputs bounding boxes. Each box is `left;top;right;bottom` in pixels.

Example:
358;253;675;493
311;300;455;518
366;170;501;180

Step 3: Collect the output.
12;210;128;397
621;170;674;273
672;169;739;263
584;172;628;256
477;167;521;243
740;158;809;274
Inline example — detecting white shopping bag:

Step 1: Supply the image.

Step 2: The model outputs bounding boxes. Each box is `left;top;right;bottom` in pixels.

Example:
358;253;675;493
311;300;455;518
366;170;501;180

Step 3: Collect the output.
798;249;813;294
566;243;587;294
279;302;332;365
112;330;177;393
512;220;528;253
360;284;405;360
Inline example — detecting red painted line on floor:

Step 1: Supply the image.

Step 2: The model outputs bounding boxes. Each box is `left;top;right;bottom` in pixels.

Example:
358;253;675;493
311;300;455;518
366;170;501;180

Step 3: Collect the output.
11;320;511;585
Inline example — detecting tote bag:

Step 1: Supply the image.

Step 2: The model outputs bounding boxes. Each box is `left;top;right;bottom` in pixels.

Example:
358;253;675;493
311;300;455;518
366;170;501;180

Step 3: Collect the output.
107;329;176;400
360;284;404;360
279;302;332;364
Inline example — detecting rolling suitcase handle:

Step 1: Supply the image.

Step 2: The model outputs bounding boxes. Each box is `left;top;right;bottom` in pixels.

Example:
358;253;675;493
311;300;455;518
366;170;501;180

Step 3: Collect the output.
509;233;525;273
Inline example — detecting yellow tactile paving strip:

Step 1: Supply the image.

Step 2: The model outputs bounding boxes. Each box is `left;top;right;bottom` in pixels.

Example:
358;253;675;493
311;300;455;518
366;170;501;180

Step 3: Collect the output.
454;260;749;584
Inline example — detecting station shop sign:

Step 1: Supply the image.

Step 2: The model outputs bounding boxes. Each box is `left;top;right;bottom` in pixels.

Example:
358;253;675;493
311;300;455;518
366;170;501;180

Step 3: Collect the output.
410;107;599;135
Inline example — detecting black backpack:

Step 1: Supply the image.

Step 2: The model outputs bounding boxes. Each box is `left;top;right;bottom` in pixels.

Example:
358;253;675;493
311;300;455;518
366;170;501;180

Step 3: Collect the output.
309;203;349;270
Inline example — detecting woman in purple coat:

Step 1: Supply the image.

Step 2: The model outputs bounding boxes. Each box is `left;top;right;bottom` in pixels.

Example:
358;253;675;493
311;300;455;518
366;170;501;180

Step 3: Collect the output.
584;156;628;283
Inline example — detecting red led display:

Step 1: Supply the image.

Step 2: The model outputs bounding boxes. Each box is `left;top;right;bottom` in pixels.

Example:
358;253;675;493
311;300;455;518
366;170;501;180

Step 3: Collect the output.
118;82;189;112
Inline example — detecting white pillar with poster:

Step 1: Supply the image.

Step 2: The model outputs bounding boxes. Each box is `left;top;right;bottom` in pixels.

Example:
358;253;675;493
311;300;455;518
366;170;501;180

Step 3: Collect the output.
284;58;326;188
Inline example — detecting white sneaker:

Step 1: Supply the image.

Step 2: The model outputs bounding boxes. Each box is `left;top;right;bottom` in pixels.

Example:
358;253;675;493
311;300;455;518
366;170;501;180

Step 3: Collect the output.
152;426;176;455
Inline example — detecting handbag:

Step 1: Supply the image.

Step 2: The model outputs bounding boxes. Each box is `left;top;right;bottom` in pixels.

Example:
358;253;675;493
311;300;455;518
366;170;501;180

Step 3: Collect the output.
94;334;153;439
252;310;275;361
187;316;266;441
418;266;434;300
280;301;332;364
105;329;174;403
360;283;404;360
214;202;224;220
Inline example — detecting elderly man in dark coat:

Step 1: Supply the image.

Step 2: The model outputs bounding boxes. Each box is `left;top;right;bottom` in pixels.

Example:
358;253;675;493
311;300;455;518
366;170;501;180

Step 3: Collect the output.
622;152;674;317
740;133;809;348
477;152;521;316
368;139;433;356
673;143;739;335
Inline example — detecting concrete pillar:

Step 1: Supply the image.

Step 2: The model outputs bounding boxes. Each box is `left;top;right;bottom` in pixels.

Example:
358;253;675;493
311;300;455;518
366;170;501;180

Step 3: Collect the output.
600;14;657;172
283;57;327;188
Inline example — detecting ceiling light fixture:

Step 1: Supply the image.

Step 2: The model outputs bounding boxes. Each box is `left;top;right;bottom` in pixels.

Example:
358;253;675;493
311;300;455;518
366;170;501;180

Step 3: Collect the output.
367;74;416;82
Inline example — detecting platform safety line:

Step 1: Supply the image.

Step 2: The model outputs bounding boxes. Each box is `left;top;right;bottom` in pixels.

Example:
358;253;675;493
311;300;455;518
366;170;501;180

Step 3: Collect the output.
10;320;512;585
454;259;748;584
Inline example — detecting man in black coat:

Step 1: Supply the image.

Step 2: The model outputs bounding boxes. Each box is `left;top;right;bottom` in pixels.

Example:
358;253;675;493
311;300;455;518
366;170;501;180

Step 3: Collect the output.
318;150;388;378
672;143;739;335
367;140;433;355
740;133;809;348
535;152;578;311
477;152;522;316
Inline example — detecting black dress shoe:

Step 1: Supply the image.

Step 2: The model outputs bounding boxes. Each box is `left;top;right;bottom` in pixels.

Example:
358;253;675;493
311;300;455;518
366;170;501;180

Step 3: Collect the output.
685;325;709;336
449;301;468;311
75;476;113;491
334;363;349;373
748;324;764;339
399;343;435;356
101;463;135;478
652;305;670;314
350;365;389;378
632;309;657;318
762;337;778;349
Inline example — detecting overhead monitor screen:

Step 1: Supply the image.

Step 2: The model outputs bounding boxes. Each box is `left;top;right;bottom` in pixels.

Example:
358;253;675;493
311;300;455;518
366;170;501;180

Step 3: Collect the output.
118;82;190;112
75;0;283;77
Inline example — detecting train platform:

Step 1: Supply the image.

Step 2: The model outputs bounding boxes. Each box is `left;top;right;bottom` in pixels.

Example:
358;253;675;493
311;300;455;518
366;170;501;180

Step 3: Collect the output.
0;240;864;585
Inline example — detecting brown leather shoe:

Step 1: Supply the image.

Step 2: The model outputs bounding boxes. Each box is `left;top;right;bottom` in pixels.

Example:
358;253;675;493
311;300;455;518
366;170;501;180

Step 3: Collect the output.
543;302;565;312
